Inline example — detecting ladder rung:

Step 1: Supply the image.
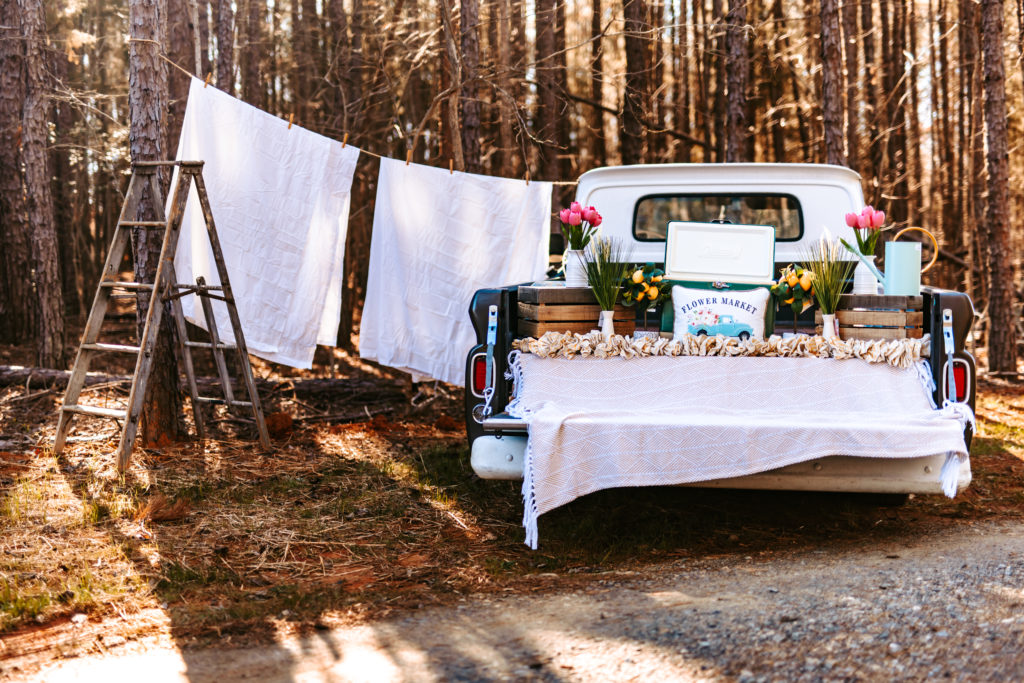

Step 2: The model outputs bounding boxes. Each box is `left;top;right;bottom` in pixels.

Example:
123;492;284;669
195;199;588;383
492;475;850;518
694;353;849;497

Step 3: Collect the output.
99;281;154;291
62;404;127;420
196;397;252;408
81;342;141;354
185;341;237;350
119;221;167;228
174;284;225;291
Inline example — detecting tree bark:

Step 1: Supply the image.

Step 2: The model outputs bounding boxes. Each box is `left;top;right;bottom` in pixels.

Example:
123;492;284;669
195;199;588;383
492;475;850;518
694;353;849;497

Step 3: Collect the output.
724;0;748;162
460;0;483;173
167;0;193;154
979;0;1017;372
820;0;845;165
0;0;32;344
216;0;234;93
841;0;859;171
711;0;726;161
129;0;184;443
590;0;606;167
621;0;648;165
20;0;65;368
241;0;261;107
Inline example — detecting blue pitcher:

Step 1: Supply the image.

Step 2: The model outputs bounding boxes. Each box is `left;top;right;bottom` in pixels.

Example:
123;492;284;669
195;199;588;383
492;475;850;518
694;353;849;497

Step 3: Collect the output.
851;227;938;296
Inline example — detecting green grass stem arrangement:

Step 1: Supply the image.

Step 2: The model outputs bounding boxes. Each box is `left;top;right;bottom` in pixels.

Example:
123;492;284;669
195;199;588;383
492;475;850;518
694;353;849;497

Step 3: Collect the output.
803;238;855;315
583;238;631;311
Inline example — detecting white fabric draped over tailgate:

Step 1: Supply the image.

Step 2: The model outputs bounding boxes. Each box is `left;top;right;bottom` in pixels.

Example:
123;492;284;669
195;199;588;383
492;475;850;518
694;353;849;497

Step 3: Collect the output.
173;77;359;368
507;354;971;548
360;157;551;386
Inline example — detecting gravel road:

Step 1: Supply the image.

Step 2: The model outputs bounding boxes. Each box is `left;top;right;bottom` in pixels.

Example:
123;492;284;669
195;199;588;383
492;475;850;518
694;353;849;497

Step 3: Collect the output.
22;518;1024;682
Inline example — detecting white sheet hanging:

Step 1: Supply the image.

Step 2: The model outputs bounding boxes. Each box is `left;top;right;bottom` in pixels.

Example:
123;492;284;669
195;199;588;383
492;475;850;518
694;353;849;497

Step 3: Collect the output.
360;157;551;386
173;77;359;368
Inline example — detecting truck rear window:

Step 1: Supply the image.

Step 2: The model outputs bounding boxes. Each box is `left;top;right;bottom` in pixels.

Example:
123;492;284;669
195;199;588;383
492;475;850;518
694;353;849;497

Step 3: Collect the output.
633;194;803;241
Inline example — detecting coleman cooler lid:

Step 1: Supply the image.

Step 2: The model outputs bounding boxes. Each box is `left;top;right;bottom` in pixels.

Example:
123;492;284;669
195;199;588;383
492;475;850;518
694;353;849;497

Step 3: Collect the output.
663;221;776;285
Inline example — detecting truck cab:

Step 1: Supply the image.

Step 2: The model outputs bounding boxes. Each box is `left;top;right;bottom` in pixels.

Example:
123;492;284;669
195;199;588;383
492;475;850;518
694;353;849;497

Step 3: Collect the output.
464;163;975;492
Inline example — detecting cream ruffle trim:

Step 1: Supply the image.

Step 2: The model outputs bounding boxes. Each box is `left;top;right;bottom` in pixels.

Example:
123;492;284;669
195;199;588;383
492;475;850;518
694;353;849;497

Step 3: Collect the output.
512;331;931;369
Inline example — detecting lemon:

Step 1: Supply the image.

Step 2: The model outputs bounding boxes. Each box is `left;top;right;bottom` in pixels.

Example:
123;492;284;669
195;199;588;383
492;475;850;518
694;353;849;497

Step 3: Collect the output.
632;270;644;283
786;273;799;287
799;272;813;290
652;275;663;283
647;287;658;300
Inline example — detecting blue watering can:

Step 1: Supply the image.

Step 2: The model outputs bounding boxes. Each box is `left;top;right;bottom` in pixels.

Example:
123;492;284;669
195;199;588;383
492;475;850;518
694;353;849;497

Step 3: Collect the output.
851;227;938;296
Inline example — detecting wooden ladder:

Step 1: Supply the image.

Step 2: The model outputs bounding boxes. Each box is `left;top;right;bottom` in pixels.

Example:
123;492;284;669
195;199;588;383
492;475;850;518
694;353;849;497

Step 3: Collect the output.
55;160;271;472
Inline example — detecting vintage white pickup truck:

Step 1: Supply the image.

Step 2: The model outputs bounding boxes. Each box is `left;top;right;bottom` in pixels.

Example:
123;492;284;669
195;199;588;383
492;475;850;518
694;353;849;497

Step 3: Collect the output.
464;163;975;496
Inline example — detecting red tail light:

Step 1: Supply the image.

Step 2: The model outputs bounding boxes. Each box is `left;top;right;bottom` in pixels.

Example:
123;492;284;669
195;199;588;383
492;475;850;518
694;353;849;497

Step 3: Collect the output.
471;354;488;396
953;363;967;402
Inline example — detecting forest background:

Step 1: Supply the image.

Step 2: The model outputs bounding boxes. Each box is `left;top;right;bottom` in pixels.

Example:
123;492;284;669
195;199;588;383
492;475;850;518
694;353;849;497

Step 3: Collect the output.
1;0;1021;378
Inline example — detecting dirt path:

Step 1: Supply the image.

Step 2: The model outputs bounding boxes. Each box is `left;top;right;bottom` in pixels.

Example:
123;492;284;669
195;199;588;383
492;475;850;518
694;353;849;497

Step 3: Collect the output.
13;518;1024;682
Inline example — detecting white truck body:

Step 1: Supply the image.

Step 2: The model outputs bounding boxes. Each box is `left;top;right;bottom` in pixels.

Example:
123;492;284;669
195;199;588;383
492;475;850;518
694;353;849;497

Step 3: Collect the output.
466;164;974;495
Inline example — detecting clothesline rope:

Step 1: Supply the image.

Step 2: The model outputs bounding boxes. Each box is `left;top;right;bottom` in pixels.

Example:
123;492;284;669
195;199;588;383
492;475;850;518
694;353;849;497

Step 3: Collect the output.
128;40;578;188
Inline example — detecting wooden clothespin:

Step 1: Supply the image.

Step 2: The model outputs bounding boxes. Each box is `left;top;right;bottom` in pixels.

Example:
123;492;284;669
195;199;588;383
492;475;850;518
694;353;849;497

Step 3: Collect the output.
449;159;454;175
342;132;349;148
525;170;531;186
204;73;212;88
406;149;412;166
287;113;294;130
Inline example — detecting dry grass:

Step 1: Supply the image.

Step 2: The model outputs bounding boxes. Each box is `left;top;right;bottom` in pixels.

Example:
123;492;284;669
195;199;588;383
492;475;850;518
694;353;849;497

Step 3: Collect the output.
2;337;1024;661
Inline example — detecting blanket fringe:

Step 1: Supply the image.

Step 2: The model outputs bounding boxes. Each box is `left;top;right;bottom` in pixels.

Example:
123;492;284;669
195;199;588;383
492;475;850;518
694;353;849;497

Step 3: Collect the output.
521;438;539;549
940;452;963;498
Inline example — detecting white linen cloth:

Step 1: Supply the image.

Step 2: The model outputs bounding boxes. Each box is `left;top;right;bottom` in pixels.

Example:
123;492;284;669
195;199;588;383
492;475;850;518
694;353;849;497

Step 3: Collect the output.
507;354;972;549
173;76;359;368
360;157;551;385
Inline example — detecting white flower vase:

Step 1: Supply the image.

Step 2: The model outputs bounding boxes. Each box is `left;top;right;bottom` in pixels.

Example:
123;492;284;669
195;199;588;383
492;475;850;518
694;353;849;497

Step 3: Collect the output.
564;249;588;287
852;255;881;295
599;310;615;341
821;313;839;340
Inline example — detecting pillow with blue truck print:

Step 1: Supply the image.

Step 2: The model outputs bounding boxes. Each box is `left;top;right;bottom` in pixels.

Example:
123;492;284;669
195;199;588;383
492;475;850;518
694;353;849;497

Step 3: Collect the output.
672;285;771;341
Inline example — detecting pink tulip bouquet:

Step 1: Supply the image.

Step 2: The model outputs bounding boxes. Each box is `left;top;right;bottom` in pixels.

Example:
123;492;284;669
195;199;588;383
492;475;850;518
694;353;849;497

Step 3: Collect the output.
558;202;602;250
840;205;886;257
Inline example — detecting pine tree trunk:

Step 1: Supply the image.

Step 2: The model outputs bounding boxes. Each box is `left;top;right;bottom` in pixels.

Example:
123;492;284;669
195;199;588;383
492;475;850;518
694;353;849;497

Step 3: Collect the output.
860;0;876;187
672;0;691;162
20;0;65;368
725;0;748;162
0;0;33;344
820;0;845;165
50;54;85;320
591;0;606;167
535;0;558;175
129;0;184;444
711;0;726;161
216;0;234;93
841;0;859;171
461;0;483;173
242;0;262;107
167;0;193;154
979;0;1017;372
622;0;648;165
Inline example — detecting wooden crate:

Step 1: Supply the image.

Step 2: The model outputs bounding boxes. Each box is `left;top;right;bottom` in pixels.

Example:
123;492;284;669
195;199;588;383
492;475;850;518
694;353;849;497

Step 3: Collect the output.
814;294;924;340
517;285;635;338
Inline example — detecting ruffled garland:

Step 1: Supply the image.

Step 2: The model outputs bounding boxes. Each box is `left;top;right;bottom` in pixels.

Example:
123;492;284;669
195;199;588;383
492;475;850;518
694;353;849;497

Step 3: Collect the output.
512;331;931;369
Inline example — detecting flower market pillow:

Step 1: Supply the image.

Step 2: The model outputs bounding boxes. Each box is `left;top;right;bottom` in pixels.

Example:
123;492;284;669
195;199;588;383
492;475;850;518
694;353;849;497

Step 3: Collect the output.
672;285;771;341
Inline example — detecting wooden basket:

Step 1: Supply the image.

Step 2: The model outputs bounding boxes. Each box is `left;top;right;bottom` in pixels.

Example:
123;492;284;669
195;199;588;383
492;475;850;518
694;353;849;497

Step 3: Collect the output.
517;285;635;338
815;294;924;340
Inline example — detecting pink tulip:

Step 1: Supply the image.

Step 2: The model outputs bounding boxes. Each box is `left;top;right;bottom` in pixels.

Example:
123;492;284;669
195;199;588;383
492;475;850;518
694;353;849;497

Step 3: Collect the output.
559;208;571;224
870;210;885;229
590;214;602;227
568;211;582;226
857;213;871;229
582;206;600;223
845;212;859;228
570;201;583;213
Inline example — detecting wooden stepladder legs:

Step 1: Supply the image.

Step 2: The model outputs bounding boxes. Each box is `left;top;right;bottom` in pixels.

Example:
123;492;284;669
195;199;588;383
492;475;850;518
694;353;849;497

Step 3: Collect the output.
56;160;271;473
